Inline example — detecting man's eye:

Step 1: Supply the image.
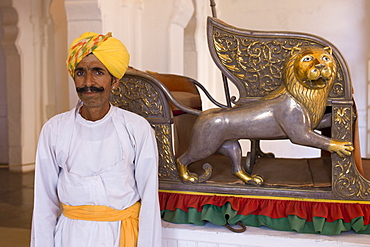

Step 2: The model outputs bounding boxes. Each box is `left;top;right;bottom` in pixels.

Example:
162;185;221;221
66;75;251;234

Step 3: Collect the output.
75;71;84;76
94;71;104;75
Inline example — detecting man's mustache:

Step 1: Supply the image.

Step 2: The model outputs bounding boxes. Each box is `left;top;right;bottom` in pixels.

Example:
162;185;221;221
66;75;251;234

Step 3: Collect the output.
76;86;104;93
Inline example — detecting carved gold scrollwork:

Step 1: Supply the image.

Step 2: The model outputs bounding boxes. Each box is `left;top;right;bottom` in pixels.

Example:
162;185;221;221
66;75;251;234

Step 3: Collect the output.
154;124;179;180
333;158;370;199
332;106;370;199
212;28;345;99
110;78;163;118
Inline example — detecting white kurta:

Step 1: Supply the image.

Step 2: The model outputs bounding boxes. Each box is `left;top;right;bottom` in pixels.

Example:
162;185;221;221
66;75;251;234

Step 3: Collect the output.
31;104;162;247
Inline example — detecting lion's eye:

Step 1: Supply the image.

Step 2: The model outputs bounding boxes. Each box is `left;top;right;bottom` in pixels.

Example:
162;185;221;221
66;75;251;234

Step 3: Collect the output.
302;56;312;62
322;56;330;62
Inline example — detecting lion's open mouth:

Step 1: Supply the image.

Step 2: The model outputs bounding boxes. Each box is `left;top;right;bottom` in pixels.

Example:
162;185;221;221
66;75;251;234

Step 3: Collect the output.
302;77;327;89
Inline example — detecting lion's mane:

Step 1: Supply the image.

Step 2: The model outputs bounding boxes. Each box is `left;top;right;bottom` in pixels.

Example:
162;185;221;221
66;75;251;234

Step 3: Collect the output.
284;49;336;128
264;47;337;129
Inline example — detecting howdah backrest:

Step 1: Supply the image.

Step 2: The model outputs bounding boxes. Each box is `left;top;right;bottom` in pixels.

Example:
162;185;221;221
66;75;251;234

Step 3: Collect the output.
207;17;352;105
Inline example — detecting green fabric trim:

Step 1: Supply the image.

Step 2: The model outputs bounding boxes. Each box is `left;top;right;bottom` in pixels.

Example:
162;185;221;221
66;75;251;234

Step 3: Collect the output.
161;203;370;235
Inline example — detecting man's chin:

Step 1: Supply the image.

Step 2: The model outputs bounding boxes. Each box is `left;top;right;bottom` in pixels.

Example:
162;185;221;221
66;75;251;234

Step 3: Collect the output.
79;99;104;108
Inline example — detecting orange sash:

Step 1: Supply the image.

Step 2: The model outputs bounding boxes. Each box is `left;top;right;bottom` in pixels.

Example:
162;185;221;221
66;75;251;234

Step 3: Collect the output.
62;202;140;247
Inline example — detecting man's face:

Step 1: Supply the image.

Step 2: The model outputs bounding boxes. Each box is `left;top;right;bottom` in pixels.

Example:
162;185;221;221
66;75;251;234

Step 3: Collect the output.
74;54;119;109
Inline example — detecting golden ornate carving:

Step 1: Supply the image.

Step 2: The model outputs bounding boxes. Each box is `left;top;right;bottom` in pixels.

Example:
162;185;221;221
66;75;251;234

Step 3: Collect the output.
212;29;345;99
154;124;178;180
333;158;370;199
110;78;163;118
332;105;370;200
334;107;351;129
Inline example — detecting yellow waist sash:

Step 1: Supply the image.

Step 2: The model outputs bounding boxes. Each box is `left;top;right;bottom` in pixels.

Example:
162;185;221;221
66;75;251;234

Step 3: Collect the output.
62;201;140;247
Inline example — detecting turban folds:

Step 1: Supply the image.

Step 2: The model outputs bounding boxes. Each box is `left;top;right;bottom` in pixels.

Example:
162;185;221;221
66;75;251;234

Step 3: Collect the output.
66;32;130;79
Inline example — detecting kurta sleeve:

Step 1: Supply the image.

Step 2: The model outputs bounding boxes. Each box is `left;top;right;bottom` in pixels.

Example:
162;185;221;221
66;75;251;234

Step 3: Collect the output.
132;119;162;247
31;120;61;246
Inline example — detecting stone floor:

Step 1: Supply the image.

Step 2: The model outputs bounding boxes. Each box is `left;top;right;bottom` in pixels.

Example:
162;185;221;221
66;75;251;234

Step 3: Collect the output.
0;159;369;246
0;168;33;246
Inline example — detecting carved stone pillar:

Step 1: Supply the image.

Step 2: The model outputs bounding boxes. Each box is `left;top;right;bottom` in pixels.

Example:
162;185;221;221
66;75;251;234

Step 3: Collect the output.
168;0;194;75
0;3;20;168
0;0;53;171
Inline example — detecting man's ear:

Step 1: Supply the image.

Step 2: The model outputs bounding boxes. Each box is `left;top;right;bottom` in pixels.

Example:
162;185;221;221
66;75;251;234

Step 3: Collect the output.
111;77;120;89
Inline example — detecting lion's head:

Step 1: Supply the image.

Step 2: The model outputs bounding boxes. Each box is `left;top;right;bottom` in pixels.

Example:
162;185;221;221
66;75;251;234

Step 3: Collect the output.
283;46;337;128
291;46;336;89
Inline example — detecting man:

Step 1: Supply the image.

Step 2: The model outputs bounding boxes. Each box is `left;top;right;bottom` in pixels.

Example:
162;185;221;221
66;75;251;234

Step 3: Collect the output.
31;32;162;246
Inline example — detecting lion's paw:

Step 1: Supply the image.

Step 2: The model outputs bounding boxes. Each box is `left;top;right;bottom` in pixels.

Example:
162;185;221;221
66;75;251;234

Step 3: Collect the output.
250;175;264;186
181;172;199;183
235;171;264;186
329;140;354;157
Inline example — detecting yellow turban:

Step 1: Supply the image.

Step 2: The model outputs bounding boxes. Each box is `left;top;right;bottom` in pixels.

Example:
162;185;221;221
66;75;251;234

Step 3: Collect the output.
66;32;130;79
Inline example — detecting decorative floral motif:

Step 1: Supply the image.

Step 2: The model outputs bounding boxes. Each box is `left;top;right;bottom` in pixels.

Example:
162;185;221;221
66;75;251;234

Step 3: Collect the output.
334;108;350;128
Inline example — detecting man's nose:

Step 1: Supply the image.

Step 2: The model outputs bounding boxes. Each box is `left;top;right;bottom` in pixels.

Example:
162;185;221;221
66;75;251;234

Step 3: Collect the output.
84;72;95;86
